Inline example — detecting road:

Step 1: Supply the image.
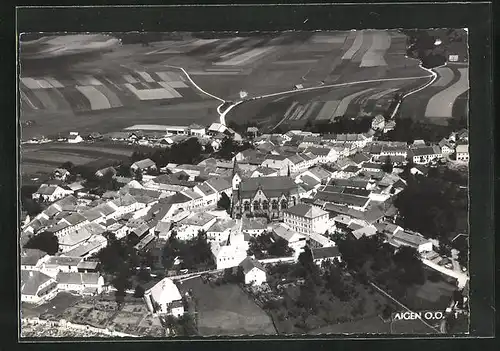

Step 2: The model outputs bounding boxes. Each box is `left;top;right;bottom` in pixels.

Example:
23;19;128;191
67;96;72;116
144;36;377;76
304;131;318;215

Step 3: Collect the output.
163;63;433;128
421;259;469;289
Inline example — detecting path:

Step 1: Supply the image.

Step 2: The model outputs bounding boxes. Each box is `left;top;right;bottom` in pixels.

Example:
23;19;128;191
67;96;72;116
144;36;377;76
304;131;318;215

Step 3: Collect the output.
421;259;469;289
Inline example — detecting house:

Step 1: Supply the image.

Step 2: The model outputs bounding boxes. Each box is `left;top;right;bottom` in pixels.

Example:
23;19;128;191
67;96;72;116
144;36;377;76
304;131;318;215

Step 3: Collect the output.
193;182;219;208
207;219;238;244
207;122;228;136
314;190;371;212
378;144;408;159
332;165;361;179
311;246;341;266
251;167;279;178
232;176;299;219
68;132;83;144
56;272;105;295
456;144;469;162
21;270;58;304
371;115;385;131
271;224;307;253
189;124;206;136
130;159;157;174
211;242;248;270
351;225;378;240
283;204;329;235
308;231;336;249
411;165;429;176
155;221;172;240
438;138;455;155
297;166;332;185
261;155;293;175
144;278;184;317
95;166;117;178
63;234;108;258
247;126;259;139
383;120;396;133
241;217;268;237
32;184;73;203
361;162;383;173
57;222;106;253
176;212;217;241
53;168;70;181
20;249;49;271
304;146;338;163
388;230;433;253
239;257;267;286
411;146;442;164
205;177;232;199
77;260;100;273
40;256;83;278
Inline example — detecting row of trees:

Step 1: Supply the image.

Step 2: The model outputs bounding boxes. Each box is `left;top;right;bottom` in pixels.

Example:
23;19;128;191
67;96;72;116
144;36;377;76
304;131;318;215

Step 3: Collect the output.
303;118;373;135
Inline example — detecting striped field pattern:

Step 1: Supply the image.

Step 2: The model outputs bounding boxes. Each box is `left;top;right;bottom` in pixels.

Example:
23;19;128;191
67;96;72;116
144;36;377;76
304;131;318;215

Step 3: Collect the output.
19;69;199;113
425;68;469;118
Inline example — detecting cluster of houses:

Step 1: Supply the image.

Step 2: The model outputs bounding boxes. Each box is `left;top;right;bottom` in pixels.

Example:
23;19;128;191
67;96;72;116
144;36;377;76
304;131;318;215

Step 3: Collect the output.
21;123;469;318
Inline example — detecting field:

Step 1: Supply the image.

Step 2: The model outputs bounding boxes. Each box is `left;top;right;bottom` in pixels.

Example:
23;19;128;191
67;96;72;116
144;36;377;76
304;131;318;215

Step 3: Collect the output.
178;277;276;336
398;64;469;125
21;142;137;176
19;30;451;141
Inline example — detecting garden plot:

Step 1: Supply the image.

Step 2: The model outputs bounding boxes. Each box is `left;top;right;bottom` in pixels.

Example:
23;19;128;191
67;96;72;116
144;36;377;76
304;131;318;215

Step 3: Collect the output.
431;66;455;87
76;86;112;110
332;87;375;119
360;31;391;67
425;68;469;118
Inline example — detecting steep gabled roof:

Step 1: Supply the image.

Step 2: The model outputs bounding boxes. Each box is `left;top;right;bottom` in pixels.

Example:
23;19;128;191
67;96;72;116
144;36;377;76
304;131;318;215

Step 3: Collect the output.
240;257;266;274
284;204;328;218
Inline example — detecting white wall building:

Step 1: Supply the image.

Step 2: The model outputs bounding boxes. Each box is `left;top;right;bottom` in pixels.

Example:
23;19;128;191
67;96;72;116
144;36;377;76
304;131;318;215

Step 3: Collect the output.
283;204;329;235
144;278;184;317
240;257;267;286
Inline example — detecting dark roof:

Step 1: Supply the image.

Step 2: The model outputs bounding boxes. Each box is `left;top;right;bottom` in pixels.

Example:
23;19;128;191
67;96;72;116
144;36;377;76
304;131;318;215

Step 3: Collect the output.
312;247;341;260
284;204;327;218
239;257;266;274
329;178;369;189
315;191;370;208
239;176;297;198
362;162;383;170
343;165;360;173
350;153;371;164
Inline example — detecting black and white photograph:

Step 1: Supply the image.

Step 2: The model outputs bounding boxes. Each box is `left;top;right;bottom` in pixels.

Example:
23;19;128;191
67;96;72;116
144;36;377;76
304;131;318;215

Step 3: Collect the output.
18;26;472;338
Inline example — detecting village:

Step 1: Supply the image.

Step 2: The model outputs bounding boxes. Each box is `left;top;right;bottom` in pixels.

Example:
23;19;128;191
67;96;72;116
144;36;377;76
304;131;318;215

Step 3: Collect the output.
20;118;470;337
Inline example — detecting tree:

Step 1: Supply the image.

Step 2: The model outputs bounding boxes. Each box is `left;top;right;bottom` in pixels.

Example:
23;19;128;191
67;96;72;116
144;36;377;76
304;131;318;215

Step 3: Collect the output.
381;305;395;320
133;285;145;298
134;169;143;182
24;231;59;255
381;158;394;173
60;161;74;172
393;247;425;286
217;193;231;213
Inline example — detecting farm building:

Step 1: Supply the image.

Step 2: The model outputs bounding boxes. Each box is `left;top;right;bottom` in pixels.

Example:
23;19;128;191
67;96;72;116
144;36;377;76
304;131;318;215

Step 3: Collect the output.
32;184;73;203
67;132;83;144
131;158;157;174
188;124;206;136
311;246;341;266
56;272;105;296
387;230;433;253
211;242;248;270
239;257;267;286
411;145;442;164
143;278;184;317
21;270;58;304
